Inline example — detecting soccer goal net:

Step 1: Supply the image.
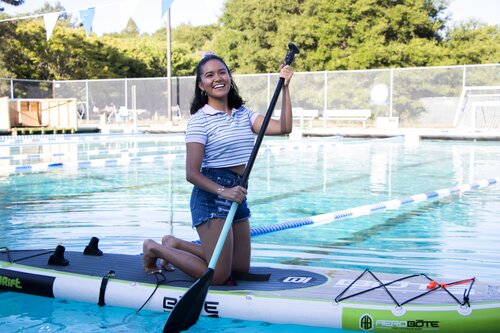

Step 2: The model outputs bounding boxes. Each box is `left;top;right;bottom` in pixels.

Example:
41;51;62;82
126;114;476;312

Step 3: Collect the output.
453;86;500;130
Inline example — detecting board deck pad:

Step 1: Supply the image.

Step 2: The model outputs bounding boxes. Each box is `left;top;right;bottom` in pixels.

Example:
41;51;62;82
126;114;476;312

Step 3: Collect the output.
1;249;328;291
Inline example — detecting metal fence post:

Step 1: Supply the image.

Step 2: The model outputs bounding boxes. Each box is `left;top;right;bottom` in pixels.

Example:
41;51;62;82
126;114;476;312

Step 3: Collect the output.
132;85;137;132
85;80;89;124
267;73;271;108
389;68;394;118
323;71;327;128
124;78;128;110
462;64;467;88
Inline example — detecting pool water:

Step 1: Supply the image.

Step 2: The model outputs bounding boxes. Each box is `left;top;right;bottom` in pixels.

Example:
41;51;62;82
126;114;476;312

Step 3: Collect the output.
1;133;499;332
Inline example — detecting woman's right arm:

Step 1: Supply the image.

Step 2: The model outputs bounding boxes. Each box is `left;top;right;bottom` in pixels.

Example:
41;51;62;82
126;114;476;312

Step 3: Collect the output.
185;142;246;203
185;142;207;187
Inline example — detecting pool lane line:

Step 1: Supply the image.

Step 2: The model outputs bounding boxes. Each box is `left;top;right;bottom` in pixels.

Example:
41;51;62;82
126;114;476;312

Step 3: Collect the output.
0;145;184;161
0;133;143;145
0;133;399;149
1;135;341;159
0;153;181;175
6;135;391;160
314;199;444;251
0;133;186;147
0;135;339;160
249;178;499;236
0;136;403;175
0;132;345;147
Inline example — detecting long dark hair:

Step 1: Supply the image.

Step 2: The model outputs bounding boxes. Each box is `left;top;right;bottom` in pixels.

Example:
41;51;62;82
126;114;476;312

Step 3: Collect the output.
190;54;244;115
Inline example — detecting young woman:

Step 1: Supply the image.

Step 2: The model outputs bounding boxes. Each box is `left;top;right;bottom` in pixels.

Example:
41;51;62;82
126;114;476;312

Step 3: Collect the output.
143;54;294;285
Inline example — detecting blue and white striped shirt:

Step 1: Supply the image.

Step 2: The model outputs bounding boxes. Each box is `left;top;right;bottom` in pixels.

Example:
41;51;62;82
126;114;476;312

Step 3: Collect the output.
185;104;259;168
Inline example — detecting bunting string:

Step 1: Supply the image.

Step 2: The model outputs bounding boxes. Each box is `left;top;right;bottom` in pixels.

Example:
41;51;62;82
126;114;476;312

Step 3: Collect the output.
0;0;174;40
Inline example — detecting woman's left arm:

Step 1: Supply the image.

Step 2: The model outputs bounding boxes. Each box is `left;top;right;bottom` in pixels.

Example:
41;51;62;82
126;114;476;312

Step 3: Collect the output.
253;65;293;135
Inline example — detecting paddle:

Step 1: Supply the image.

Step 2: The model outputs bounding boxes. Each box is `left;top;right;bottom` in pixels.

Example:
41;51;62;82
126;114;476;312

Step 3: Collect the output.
163;42;300;333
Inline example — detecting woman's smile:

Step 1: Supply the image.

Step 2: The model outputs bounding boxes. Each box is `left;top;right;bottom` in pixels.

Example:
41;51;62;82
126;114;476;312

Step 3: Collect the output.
199;59;231;99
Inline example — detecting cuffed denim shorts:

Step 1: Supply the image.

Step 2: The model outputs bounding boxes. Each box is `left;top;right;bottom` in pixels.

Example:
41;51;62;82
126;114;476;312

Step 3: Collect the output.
190;168;251;228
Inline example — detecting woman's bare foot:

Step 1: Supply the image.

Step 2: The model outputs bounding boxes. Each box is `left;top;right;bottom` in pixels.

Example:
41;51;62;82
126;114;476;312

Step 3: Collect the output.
143;239;161;273
159;235;176;271
160;259;175;271
143;254;160;273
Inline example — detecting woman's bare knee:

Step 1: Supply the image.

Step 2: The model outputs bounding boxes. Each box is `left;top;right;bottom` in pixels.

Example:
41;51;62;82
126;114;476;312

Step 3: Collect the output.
212;270;231;285
143;239;155;252
211;262;232;285
162;235;177;247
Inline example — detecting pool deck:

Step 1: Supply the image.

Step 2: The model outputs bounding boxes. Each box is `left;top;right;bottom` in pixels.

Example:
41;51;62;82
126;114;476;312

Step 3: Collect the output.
300;127;500;141
2;125;499;141
136;124;500;141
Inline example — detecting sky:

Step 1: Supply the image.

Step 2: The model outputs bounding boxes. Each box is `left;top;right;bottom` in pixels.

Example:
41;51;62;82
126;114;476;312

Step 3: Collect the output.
2;0;499;35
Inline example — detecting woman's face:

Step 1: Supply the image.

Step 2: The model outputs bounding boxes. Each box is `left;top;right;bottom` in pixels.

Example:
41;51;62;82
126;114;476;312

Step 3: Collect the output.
198;59;231;100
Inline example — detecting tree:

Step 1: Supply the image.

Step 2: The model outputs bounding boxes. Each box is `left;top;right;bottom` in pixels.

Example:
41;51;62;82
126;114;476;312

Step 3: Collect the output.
444;20;500;65
121;18;140;36
213;0;450;73
0;56;12;77
0;19;153;80
102;28;200;77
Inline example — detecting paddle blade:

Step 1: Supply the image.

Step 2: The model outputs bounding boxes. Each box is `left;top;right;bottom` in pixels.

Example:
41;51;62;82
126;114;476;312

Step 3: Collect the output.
163;268;214;333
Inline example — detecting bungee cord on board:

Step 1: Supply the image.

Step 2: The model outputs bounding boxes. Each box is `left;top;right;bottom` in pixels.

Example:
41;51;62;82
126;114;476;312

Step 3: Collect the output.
334;269;476;308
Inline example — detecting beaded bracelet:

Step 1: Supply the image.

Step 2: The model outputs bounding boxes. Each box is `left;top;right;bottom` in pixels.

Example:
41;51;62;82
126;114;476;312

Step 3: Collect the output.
217;187;225;195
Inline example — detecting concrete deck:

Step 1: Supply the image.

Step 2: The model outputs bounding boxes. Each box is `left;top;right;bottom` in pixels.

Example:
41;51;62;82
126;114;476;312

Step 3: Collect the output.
4;124;497;141
301;127;500;141
137;124;500;141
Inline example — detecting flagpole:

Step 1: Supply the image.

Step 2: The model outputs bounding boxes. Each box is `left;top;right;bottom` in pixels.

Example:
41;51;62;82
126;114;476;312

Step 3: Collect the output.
166;7;172;125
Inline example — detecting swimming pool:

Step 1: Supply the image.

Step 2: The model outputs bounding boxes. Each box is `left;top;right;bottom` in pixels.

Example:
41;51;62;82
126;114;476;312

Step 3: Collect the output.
1;133;499;332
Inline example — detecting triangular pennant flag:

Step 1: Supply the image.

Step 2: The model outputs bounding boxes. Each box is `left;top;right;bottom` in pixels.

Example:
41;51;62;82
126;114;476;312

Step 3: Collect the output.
161;0;174;20
43;12;60;41
79;7;96;37
119;0;139;30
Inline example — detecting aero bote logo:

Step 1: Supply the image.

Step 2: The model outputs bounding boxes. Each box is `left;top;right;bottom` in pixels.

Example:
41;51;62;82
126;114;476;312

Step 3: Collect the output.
360;314;373;331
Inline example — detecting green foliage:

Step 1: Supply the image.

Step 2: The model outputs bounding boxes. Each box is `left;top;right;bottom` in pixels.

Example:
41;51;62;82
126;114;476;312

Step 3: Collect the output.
213;0;451;72
102;28;200;77
0;19;151;79
443;20;500;65
0;0;498;81
170;24;219;53
0;57;12;77
121;18;140;36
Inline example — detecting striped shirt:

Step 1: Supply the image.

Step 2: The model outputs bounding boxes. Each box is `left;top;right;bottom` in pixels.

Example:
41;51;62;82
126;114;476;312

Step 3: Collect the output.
185;104;259;168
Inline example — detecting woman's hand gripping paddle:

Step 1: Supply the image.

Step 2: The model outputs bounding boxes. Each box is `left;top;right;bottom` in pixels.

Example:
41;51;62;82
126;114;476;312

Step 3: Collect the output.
163;42;300;333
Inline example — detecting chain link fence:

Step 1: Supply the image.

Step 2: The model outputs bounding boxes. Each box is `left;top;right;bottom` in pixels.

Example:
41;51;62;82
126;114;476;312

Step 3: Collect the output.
1;63;499;131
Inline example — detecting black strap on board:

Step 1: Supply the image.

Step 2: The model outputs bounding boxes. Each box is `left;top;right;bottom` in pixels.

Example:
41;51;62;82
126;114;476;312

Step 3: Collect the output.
98;270;115;306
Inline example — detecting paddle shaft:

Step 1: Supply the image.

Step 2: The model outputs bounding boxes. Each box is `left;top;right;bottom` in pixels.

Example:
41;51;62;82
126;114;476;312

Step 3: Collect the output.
208;77;285;269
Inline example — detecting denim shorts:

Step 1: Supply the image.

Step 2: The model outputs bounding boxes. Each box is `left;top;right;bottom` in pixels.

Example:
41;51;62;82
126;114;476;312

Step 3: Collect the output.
190;168;251;228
